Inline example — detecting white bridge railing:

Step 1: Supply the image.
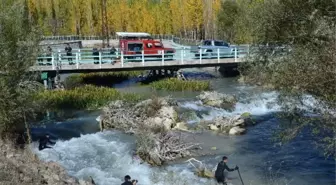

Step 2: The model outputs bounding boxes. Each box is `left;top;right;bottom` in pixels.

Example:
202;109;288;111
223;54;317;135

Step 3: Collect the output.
35;47;249;70
42;34;202;46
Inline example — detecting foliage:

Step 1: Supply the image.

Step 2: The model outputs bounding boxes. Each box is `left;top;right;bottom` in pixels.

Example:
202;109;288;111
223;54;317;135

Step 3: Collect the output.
239;0;336;157
27;0;222;40
0;0;41;140
36;85;143;109
63;71;143;89
150;78;210;91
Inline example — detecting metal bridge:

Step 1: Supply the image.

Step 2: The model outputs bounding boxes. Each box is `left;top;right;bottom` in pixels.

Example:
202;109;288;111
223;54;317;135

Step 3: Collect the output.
31;47;248;74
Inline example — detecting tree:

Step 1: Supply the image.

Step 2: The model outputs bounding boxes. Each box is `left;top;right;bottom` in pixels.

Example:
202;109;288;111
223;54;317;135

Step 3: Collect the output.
0;0;41;142
240;0;336;157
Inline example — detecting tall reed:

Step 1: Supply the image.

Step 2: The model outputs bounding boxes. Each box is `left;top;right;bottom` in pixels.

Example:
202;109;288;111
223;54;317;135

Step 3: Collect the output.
36;85;143;109
149;78;210;91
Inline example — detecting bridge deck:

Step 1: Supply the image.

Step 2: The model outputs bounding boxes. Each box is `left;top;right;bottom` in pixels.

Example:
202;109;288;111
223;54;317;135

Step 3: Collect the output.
31;58;243;73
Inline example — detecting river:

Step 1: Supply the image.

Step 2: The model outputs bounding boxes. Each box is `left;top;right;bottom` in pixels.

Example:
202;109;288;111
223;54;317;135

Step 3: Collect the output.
32;69;335;185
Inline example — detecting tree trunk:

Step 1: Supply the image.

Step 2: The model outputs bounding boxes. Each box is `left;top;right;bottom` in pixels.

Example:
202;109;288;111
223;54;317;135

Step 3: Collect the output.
24;112;32;144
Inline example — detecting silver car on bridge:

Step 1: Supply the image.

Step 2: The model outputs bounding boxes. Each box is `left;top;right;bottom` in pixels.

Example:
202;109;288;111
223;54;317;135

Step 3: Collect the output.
191;40;238;58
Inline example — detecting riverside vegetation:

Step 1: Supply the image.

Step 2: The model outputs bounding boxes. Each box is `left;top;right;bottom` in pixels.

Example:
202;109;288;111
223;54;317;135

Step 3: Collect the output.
39;73;210;110
149;78;211;91
36;85;143;110
0;1;94;184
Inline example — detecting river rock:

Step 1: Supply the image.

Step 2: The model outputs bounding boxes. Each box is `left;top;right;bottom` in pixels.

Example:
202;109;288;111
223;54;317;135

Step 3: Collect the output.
197;91;237;110
207;114;250;135
208;124;219;131
196;167;214;178
229;126;246;135
173;122;189;131
214;115;245;127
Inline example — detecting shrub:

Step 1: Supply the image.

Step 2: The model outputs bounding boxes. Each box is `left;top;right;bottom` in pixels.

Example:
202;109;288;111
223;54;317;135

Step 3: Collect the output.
36;85;143;110
149;78;210;91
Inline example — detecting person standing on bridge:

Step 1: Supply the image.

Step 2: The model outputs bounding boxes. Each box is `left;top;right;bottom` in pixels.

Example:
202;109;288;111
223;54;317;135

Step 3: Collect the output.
110;46;116;64
65;43;73;65
46;46;52;64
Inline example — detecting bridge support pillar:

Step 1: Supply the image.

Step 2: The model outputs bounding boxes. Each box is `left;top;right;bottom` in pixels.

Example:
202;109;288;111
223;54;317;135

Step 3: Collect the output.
43;80;48;90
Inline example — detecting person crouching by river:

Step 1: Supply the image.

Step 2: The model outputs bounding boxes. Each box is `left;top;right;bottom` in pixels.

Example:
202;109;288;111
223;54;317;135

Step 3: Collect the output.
121;175;132;185
215;156;238;185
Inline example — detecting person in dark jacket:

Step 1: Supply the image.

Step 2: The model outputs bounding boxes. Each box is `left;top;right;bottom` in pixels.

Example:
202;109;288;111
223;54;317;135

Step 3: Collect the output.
93;48;99;64
65;43;73;64
46;46;53;64
121;175;132;185
215;156;238;184
38;134;55;151
110;46;117;64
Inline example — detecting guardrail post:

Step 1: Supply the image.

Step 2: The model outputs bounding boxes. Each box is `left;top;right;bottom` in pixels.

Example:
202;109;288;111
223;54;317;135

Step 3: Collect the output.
199;49;202;64
51;55;55;70
76;53;79;69
78;49;81;61
234;48;237;62
247;45;250;56
99;51;102;68
142;50;145;66
161;50;165;65
121;51;124;67
217;48;220;63
181;48;184;64
58;50;61;66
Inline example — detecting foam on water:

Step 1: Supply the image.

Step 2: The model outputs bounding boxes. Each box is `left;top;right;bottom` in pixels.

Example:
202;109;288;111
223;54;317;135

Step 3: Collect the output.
34;131;217;185
33;89;335;185
179;91;280;121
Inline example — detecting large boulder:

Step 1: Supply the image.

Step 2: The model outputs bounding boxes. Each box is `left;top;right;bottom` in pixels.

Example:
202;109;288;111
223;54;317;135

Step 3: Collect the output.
229;127;246;135
143;104;178;130
206;113;252;135
197;91;237;111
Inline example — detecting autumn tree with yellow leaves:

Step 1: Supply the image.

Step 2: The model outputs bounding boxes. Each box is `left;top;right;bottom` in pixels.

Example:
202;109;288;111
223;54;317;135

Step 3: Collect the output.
27;0;267;43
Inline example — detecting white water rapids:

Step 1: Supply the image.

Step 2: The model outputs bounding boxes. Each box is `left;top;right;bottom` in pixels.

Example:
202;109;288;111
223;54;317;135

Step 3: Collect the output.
33;91;333;185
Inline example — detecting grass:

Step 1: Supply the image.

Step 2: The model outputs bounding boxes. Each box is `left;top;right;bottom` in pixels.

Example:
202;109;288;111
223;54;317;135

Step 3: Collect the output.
36;85;143;109
63;71;144;89
149;78;211;91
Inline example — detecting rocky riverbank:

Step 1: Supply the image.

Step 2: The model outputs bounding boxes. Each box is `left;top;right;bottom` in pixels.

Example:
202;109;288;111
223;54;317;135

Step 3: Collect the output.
0;140;94;185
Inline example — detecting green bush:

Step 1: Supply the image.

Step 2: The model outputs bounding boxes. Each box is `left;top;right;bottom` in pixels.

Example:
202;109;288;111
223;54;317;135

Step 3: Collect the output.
149;78;210;91
36;85;143;109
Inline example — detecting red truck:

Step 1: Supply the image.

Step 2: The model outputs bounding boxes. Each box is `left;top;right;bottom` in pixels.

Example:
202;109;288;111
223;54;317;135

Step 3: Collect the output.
116;32;175;61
